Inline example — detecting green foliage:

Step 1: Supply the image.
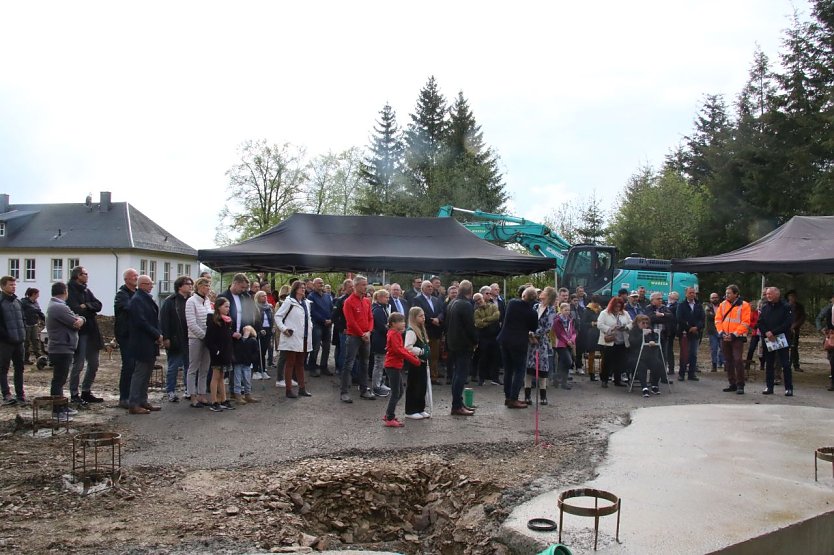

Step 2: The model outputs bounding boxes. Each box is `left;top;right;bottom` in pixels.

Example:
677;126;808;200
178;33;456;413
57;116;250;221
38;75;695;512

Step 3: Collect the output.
356;104;408;216
216;140;307;245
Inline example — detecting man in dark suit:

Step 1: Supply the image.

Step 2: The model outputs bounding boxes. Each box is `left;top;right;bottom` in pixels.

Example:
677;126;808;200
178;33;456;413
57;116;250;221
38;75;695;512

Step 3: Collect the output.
497;286;538;408
127;275;163;414
413;280;444;384
676;287;705;381
217;273;262;402
389;283;410;315
403;277;422;305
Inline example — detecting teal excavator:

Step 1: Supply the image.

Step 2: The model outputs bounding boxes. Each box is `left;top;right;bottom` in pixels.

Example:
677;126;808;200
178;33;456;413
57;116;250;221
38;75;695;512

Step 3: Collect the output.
437;205;698;299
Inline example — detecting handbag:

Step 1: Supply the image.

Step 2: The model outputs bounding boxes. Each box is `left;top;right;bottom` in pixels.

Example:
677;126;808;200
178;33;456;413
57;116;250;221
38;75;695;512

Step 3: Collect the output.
824;332;834;352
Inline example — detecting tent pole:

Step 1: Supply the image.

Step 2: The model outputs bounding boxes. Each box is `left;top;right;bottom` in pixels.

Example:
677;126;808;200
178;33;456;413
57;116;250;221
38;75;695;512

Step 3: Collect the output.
503;279;506;299
382;270;386;285
761;274;766;296
554;268;558;288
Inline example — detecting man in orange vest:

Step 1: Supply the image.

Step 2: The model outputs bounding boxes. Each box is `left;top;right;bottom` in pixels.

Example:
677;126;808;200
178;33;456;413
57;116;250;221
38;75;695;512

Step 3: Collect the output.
715;284;751;394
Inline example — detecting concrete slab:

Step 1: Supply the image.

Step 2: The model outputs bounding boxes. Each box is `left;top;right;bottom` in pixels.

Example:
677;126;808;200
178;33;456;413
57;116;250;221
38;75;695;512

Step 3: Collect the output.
501;404;834;555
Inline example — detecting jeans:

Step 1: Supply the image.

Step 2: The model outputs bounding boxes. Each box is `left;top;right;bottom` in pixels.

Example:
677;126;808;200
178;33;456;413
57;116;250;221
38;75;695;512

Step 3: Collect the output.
232;363;252;395
334;330;345;371
129;360;154;408
708;333;724;366
450;350;471;410
385;369;404;419
70;334;100;395
555;347;574;386
166;350;189;394
307;323;331;371
501;345;527;401
49;352;74;397
117;337;135;402
0;342;25;399
340;335;370;394
679;332;699;378
765;346;792;391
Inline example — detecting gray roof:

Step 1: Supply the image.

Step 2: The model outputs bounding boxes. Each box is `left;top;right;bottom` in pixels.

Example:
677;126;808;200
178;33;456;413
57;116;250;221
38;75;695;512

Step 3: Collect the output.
0;201;196;257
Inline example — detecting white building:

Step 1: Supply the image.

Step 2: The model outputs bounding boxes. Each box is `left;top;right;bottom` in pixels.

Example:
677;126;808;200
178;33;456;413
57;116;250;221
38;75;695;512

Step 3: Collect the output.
0;191;198;315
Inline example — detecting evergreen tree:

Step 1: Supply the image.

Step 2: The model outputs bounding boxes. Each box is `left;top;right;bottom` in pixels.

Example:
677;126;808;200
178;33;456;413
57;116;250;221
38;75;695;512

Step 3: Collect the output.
403;76;448;216
440;91;508;214
574;191;607;244
356;103;407;216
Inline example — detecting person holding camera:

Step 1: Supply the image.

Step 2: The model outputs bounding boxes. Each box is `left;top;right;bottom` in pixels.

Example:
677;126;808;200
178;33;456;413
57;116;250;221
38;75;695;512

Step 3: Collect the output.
275;280;313;399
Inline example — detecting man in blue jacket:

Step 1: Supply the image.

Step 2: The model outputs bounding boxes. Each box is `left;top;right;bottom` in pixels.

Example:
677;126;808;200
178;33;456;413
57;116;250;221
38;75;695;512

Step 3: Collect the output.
127;275;163;414
306;277;333;377
676;287;705;381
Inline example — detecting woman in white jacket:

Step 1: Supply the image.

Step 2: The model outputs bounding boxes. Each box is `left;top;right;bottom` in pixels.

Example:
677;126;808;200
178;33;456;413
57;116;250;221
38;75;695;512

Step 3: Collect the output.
275;281;314;399
597;296;632;388
185;277;213;408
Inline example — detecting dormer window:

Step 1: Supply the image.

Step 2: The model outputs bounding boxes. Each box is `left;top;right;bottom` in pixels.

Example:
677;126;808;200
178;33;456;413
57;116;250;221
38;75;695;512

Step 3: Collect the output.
0;222;5;237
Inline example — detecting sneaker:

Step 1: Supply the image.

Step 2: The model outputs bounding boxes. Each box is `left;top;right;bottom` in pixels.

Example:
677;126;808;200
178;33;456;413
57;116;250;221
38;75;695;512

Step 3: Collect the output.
167;392;179;403
736;387;745;395
490;380;503;386
359;390;376;400
183;394;192;401
722;385;738;392
190;402;205;408
276;380;286;388
70;395;89;407
80;391;104;403
642;388;650;398
53;412;73;422
252;372;263;380
209;403;224;412
16;396;30;405
420;411;431;418
785;389;793;397
651;386;660;395
405;413;424;420
64;406;79;416
2;394;16;406
261;372;271;380
372;387;390;398
340;393;353;403
762;389;773;395
383;417;404;428
221;400;236;410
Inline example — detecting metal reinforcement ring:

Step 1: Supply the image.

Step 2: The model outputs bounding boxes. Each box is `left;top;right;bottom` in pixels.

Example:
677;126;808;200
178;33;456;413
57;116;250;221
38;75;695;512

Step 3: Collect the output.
72;431;123;492
815;447;834;482
557;488;621;551
32;395;70;436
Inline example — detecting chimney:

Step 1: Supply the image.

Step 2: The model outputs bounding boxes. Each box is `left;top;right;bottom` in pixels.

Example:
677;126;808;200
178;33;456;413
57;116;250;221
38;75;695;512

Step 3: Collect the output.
0;194;8;214
100;191;112;212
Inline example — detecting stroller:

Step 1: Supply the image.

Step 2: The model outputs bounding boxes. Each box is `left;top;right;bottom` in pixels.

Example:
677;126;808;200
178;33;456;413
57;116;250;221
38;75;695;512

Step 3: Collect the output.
35;328;50;370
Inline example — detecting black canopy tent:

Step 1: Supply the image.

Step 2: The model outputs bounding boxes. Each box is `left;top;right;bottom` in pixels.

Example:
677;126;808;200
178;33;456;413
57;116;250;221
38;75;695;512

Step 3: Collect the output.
671;216;834;274
198;213;556;276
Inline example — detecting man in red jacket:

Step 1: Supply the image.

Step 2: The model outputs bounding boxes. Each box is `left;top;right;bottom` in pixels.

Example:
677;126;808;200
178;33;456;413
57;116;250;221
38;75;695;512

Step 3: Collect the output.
340;275;375;403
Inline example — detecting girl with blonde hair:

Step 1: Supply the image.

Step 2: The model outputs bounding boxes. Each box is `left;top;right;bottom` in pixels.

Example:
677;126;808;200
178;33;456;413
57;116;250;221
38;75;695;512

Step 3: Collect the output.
403;306;431;419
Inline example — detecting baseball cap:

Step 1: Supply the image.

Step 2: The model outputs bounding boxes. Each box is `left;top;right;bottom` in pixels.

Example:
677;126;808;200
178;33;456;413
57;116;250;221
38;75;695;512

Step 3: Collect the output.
629;290;639;297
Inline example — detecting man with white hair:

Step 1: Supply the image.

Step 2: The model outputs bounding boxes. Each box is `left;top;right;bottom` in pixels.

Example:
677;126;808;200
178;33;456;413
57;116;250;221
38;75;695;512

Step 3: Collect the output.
757;287;794;396
413;280;444;384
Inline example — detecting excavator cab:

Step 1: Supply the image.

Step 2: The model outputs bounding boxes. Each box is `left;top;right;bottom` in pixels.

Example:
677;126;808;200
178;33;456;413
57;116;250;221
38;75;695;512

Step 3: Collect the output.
562;245;616;298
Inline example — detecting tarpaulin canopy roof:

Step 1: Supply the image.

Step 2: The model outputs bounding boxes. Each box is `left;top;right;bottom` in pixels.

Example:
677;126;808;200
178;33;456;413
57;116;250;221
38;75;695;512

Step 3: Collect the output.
198;213;556;276
671;215;834;273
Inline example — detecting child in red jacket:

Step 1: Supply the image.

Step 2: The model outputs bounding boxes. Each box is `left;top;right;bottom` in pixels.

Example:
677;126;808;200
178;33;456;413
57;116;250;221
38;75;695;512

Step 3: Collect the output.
383;312;421;428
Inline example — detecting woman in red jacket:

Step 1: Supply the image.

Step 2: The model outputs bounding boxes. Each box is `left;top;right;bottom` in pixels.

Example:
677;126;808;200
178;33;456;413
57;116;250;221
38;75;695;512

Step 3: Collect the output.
383;312;421;428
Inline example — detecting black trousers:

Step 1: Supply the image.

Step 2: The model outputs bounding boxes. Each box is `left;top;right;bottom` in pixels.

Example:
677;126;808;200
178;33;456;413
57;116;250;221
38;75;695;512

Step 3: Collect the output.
477;336;499;381
0;342;25;399
50;352;74;397
404;362;427;415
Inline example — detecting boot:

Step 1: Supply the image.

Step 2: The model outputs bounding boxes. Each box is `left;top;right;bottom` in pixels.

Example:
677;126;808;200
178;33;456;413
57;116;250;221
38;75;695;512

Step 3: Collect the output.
244;394;260;403
524;387;532;405
231;393;247;405
298;388;312;397
372;365;390;396
711;363;717;372
539;389;548;405
589;372;597;382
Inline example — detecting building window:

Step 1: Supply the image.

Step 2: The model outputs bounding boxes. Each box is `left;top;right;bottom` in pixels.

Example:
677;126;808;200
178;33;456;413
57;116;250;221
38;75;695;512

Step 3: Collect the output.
67;258;80;270
140;259;148;276
8;259;19;280
51;259;63;281
24;259;36;281
177;263;184;276
163;262;171;282
148;260;157;282
0;222;5;237
185;263;192;276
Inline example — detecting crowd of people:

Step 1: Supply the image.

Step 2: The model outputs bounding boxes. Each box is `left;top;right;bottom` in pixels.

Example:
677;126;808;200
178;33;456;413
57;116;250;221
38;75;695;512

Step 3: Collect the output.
1;268;834;425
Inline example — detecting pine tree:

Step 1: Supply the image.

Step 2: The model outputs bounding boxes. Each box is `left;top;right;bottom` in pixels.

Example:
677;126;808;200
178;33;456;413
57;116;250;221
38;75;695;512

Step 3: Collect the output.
440;91;508;214
403;76;448;216
357;103;407;215
574;191;607;244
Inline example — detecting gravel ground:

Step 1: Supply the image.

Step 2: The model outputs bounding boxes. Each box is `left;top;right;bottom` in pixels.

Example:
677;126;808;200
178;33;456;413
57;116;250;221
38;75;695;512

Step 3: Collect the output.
0;337;831;554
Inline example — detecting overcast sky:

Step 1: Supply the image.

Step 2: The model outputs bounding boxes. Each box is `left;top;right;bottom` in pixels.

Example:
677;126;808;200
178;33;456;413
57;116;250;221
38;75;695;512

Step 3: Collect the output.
0;1;803;251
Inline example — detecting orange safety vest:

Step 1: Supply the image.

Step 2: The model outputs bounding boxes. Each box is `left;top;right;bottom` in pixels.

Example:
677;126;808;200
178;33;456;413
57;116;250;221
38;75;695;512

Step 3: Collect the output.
715;299;751;336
